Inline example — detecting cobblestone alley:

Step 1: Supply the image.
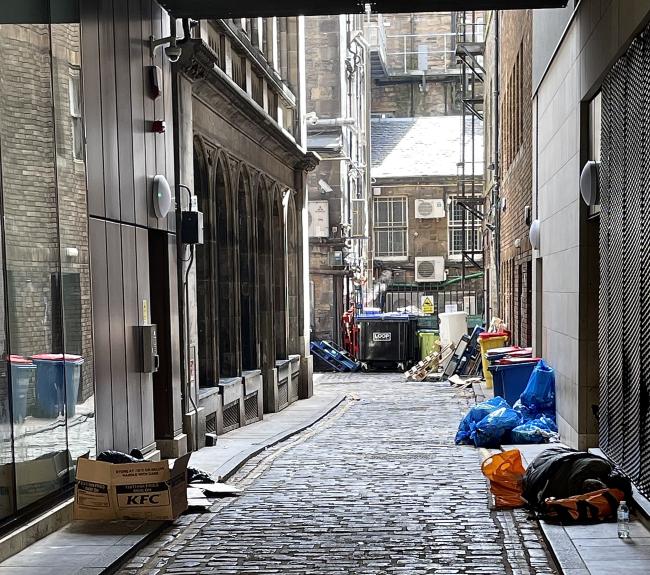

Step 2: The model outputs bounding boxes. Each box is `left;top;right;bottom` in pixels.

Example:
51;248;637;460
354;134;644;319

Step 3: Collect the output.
119;374;558;575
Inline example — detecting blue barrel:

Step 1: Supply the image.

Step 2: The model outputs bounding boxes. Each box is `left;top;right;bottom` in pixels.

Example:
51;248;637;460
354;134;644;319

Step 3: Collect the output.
32;354;84;418
488;362;538;406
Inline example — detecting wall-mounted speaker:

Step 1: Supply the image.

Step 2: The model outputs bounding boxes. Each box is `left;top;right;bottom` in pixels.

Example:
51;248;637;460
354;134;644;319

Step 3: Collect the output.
580;160;600;207
153;174;172;219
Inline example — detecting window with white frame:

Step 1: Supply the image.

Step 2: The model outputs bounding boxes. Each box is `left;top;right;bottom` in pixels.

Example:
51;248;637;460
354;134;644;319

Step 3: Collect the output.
373;196;408;258
447;195;482;259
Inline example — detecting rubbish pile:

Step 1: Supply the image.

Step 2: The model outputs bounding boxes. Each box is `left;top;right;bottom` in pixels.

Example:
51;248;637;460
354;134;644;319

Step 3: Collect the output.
74;449;240;521
455;360;558;447
482;446;632;523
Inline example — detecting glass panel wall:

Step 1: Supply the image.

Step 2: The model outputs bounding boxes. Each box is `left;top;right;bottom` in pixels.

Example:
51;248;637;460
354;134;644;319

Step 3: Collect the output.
0;0;94;522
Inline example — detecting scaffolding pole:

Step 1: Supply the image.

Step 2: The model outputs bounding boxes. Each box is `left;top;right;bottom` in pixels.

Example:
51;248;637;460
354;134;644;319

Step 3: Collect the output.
455;10;485;313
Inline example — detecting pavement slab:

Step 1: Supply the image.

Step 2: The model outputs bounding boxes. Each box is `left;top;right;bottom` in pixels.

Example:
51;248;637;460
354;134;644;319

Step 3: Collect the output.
513;442;650;575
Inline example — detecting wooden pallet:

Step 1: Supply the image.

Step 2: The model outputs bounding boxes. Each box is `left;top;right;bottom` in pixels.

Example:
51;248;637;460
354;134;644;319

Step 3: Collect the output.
404;344;454;382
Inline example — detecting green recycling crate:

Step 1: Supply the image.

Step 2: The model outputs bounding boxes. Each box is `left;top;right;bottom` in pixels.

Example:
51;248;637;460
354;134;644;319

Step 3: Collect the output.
418;330;440;360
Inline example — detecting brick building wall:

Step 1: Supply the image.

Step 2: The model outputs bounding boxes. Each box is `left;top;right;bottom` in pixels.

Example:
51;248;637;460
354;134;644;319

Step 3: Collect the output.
498;10;533;346
0;23;94;407
371;81;460;117
371;180;484;309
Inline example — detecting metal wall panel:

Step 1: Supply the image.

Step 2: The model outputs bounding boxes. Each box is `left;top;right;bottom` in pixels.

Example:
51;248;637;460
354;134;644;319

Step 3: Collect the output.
600;24;650;497
81;0;179;453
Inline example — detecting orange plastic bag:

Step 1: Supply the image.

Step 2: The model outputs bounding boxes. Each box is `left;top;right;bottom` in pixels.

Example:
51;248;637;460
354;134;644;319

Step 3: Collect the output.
481;449;526;508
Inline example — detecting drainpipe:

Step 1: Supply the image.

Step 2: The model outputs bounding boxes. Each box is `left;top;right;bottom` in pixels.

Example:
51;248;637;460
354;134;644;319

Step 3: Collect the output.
347;20;373;309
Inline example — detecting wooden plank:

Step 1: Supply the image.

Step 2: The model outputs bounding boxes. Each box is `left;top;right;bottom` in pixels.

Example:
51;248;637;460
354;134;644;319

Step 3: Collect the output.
121;225;142;451
114;0;135;224
129;0;148;227
106;221;128;451
89;218;112;451
80;0;105;218
98;0;120;220
141;0;156;229
136;227;155;449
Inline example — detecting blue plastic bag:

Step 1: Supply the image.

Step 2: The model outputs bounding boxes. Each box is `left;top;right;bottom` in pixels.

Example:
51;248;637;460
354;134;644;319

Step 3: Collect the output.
455;396;509;445
519;360;555;412
513;399;556;424
472;407;521;448
510;416;559;444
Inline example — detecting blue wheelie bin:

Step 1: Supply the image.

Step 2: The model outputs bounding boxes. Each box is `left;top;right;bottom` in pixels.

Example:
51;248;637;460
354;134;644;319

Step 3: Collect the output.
488;359;540;405
32;354;84;418
9;355;36;423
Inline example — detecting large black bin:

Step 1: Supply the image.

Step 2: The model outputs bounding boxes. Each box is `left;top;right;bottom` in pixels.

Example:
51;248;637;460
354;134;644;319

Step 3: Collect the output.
357;313;417;370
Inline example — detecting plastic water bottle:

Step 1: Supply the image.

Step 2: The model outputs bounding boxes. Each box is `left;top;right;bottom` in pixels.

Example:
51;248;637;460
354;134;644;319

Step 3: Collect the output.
617;500;630;539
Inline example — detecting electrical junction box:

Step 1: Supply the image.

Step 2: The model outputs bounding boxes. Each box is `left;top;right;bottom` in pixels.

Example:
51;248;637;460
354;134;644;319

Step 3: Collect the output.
181;210;204;245
138;324;159;374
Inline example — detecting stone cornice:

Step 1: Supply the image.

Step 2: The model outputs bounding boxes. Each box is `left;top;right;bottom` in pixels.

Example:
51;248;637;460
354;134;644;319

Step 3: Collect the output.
177;39;317;173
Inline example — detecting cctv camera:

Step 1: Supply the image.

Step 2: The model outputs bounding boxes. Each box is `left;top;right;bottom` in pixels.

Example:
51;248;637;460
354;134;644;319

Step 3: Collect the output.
318;179;333;193
165;43;182;62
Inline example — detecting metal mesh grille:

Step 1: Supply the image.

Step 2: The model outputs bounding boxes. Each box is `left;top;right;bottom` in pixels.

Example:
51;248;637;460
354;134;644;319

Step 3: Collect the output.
600;24;650;497
206;412;217;434
244;393;259;423
223;400;240;431
278;380;289;409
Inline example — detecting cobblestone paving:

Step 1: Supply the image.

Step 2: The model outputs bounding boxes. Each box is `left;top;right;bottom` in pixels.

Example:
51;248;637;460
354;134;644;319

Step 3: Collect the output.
119;374;558;575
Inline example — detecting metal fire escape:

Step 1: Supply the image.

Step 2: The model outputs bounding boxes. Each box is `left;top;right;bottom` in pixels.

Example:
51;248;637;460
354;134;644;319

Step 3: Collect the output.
455;11;485;297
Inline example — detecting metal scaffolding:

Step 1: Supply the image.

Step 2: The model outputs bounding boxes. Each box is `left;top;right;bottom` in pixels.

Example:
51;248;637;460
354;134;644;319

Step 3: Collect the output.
455;11;485;295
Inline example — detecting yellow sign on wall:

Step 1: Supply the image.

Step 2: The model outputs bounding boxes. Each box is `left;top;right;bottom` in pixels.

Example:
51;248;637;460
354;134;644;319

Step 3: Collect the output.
421;296;435;315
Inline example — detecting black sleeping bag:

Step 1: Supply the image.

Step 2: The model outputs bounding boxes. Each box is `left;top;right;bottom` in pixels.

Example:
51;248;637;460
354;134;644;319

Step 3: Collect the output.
522;446;631;509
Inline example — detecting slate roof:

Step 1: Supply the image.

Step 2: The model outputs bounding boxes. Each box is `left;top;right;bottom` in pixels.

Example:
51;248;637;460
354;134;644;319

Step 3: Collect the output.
371;116;484;179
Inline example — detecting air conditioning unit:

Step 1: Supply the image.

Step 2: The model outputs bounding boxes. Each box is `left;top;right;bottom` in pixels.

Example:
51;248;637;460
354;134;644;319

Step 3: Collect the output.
415;198;445;219
308;200;330;237
415;256;445;283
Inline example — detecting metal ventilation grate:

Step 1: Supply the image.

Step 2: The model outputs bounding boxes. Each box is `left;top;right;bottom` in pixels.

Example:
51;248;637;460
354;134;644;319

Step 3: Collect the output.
417;200;434;217
600;23;650;498
206;411;217;434
417;260;436;278
278;380;289;409
222;400;240;432
244;393;259;423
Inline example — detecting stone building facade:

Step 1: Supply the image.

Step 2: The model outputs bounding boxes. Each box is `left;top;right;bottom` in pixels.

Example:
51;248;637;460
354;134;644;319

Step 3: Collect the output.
176;17;315;447
483;10;534;346
371;116;484;316
305;15;370;342
369;12;483;321
370;12;462;118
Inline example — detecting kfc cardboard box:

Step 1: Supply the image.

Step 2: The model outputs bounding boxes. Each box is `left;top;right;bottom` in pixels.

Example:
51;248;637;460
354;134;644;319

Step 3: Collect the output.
73;453;191;520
